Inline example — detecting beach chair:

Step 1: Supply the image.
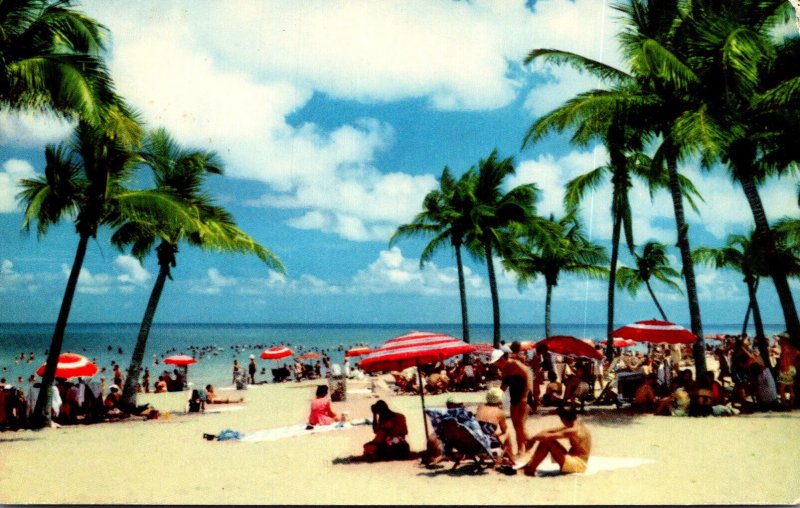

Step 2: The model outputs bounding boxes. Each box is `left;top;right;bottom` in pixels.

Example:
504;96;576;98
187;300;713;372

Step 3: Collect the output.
425;407;498;471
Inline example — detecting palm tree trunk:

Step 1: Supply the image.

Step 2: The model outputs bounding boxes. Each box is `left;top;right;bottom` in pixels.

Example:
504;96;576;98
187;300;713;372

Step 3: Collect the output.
645;280;669;321
121;262;170;407
605;213;622;361
483;240;501;348
666;154;706;375
745;275;775;380
454;243;470;343
545;283;553;338
741;300;752;337
739;172;800;351
30;233;90;429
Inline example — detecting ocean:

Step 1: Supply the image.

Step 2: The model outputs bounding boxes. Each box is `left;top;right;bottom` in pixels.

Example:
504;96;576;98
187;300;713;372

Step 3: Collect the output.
0;322;787;390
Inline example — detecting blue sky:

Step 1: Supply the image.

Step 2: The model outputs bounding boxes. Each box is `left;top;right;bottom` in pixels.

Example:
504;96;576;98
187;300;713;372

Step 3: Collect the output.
0;0;798;330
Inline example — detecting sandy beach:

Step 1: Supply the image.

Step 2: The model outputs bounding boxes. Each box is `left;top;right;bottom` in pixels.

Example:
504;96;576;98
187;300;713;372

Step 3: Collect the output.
1;378;798;505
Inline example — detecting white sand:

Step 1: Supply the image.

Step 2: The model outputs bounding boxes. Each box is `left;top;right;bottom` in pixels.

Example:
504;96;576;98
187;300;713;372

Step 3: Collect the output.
1;379;798;505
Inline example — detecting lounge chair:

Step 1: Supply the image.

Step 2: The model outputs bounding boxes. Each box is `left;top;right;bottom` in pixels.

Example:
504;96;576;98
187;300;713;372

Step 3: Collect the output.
425;407;498;470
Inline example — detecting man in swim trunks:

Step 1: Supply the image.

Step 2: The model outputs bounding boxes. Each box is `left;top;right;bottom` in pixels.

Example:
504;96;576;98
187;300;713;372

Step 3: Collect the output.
517;404;591;477
489;349;533;455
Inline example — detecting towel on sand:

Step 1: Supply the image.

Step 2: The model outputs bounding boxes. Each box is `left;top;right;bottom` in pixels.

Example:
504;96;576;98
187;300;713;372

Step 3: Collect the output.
240;421;355;443
534;456;655;476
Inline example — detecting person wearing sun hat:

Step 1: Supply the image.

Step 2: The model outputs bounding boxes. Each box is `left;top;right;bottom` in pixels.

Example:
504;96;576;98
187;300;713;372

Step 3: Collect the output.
489;349;534;457
475;386;512;464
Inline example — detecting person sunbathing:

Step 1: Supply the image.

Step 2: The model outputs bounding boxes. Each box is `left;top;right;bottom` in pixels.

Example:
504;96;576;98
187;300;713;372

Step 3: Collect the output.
516;405;592;477
363;399;409;461
205;384;243;404
474;387;512;463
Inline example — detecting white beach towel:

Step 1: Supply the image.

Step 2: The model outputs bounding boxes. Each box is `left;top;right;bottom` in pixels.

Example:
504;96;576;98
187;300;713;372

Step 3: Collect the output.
204;406;244;414
534;456;655;476
240;421;362;443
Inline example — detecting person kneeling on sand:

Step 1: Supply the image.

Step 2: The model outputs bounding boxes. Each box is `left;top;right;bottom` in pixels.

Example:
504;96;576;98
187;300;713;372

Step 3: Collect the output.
363;399;410;461
515;405;591;477
205;384;243;404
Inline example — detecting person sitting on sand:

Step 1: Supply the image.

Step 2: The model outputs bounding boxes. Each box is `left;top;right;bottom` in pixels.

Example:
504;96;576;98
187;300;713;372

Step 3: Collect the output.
154;375;167;393
516;404;591;477
188;389;205;413
632;374;658;413
204;384;243;404
308;384;342;426
363;399;409;461
562;365;591;412
474;387;512;463
541;370;563;407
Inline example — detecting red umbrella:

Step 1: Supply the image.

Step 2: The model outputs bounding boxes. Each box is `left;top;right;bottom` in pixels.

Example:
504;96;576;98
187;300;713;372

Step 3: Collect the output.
345;346;372;358
472;342;496;356
536;336;604;360
600;338;637;348
36;352;98;379
360;331;476;442
519;340;536;351
296;351;321;362
164;354;197;366
612;319;696;344
260;346;293;360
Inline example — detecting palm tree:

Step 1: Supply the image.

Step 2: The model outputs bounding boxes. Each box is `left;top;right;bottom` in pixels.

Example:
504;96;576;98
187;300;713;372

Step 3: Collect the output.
18;113;143;428
114;128;285;407
0;0;117;127
617;241;682;321
669;0;800;351
524;0;710;373
391;167;476;343
504;213;608;338
693;232;774;376
466;150;538;347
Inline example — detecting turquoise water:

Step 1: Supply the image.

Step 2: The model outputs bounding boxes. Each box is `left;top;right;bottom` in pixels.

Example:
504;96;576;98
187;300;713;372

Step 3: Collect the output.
0;322;786;390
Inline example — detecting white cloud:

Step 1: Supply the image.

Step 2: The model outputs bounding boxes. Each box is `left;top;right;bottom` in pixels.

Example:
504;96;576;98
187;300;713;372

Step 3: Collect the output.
0;259;37;293
0;111;72;149
0;159;37;213
349;246;483;296
62;264;113;295
114;255;151;286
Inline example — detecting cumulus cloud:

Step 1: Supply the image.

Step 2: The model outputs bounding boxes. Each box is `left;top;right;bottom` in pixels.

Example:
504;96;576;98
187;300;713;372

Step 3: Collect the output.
0;259;38;293
189;267;342;296
0;111;72;149
62;264;113;295
74;1;578;242
0;159;37;213
349;246;483;296
114;255;151;286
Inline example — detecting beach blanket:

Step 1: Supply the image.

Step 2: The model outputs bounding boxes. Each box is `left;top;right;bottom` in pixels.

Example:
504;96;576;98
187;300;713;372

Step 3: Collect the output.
204;406;244;414
533;456;655;476
239;420;368;443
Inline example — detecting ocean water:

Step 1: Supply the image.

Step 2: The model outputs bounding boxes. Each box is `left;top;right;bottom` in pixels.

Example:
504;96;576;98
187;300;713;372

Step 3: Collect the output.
0;322;787;390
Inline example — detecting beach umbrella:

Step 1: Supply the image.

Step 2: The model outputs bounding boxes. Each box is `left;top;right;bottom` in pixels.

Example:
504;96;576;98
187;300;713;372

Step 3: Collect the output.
296;351;321;362
519;340;536;351
535;336;604;360
36;352;98;379
344;346;372;358
612;319;696;345
164;354;197;366
260;346;293;360
600;338;637;348
472;342;496;356
360;331;476;442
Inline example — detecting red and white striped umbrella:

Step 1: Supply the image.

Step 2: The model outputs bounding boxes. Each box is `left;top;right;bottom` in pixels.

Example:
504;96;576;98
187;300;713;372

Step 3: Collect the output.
260;346;293;360
612;319;696;345
296;351;321;362
360;331;476;445
36;352;98;379
344;346;372;358
164;354;197;366
472;342;496;356
536;336;604;360
600;338;637;348
359;331;476;373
